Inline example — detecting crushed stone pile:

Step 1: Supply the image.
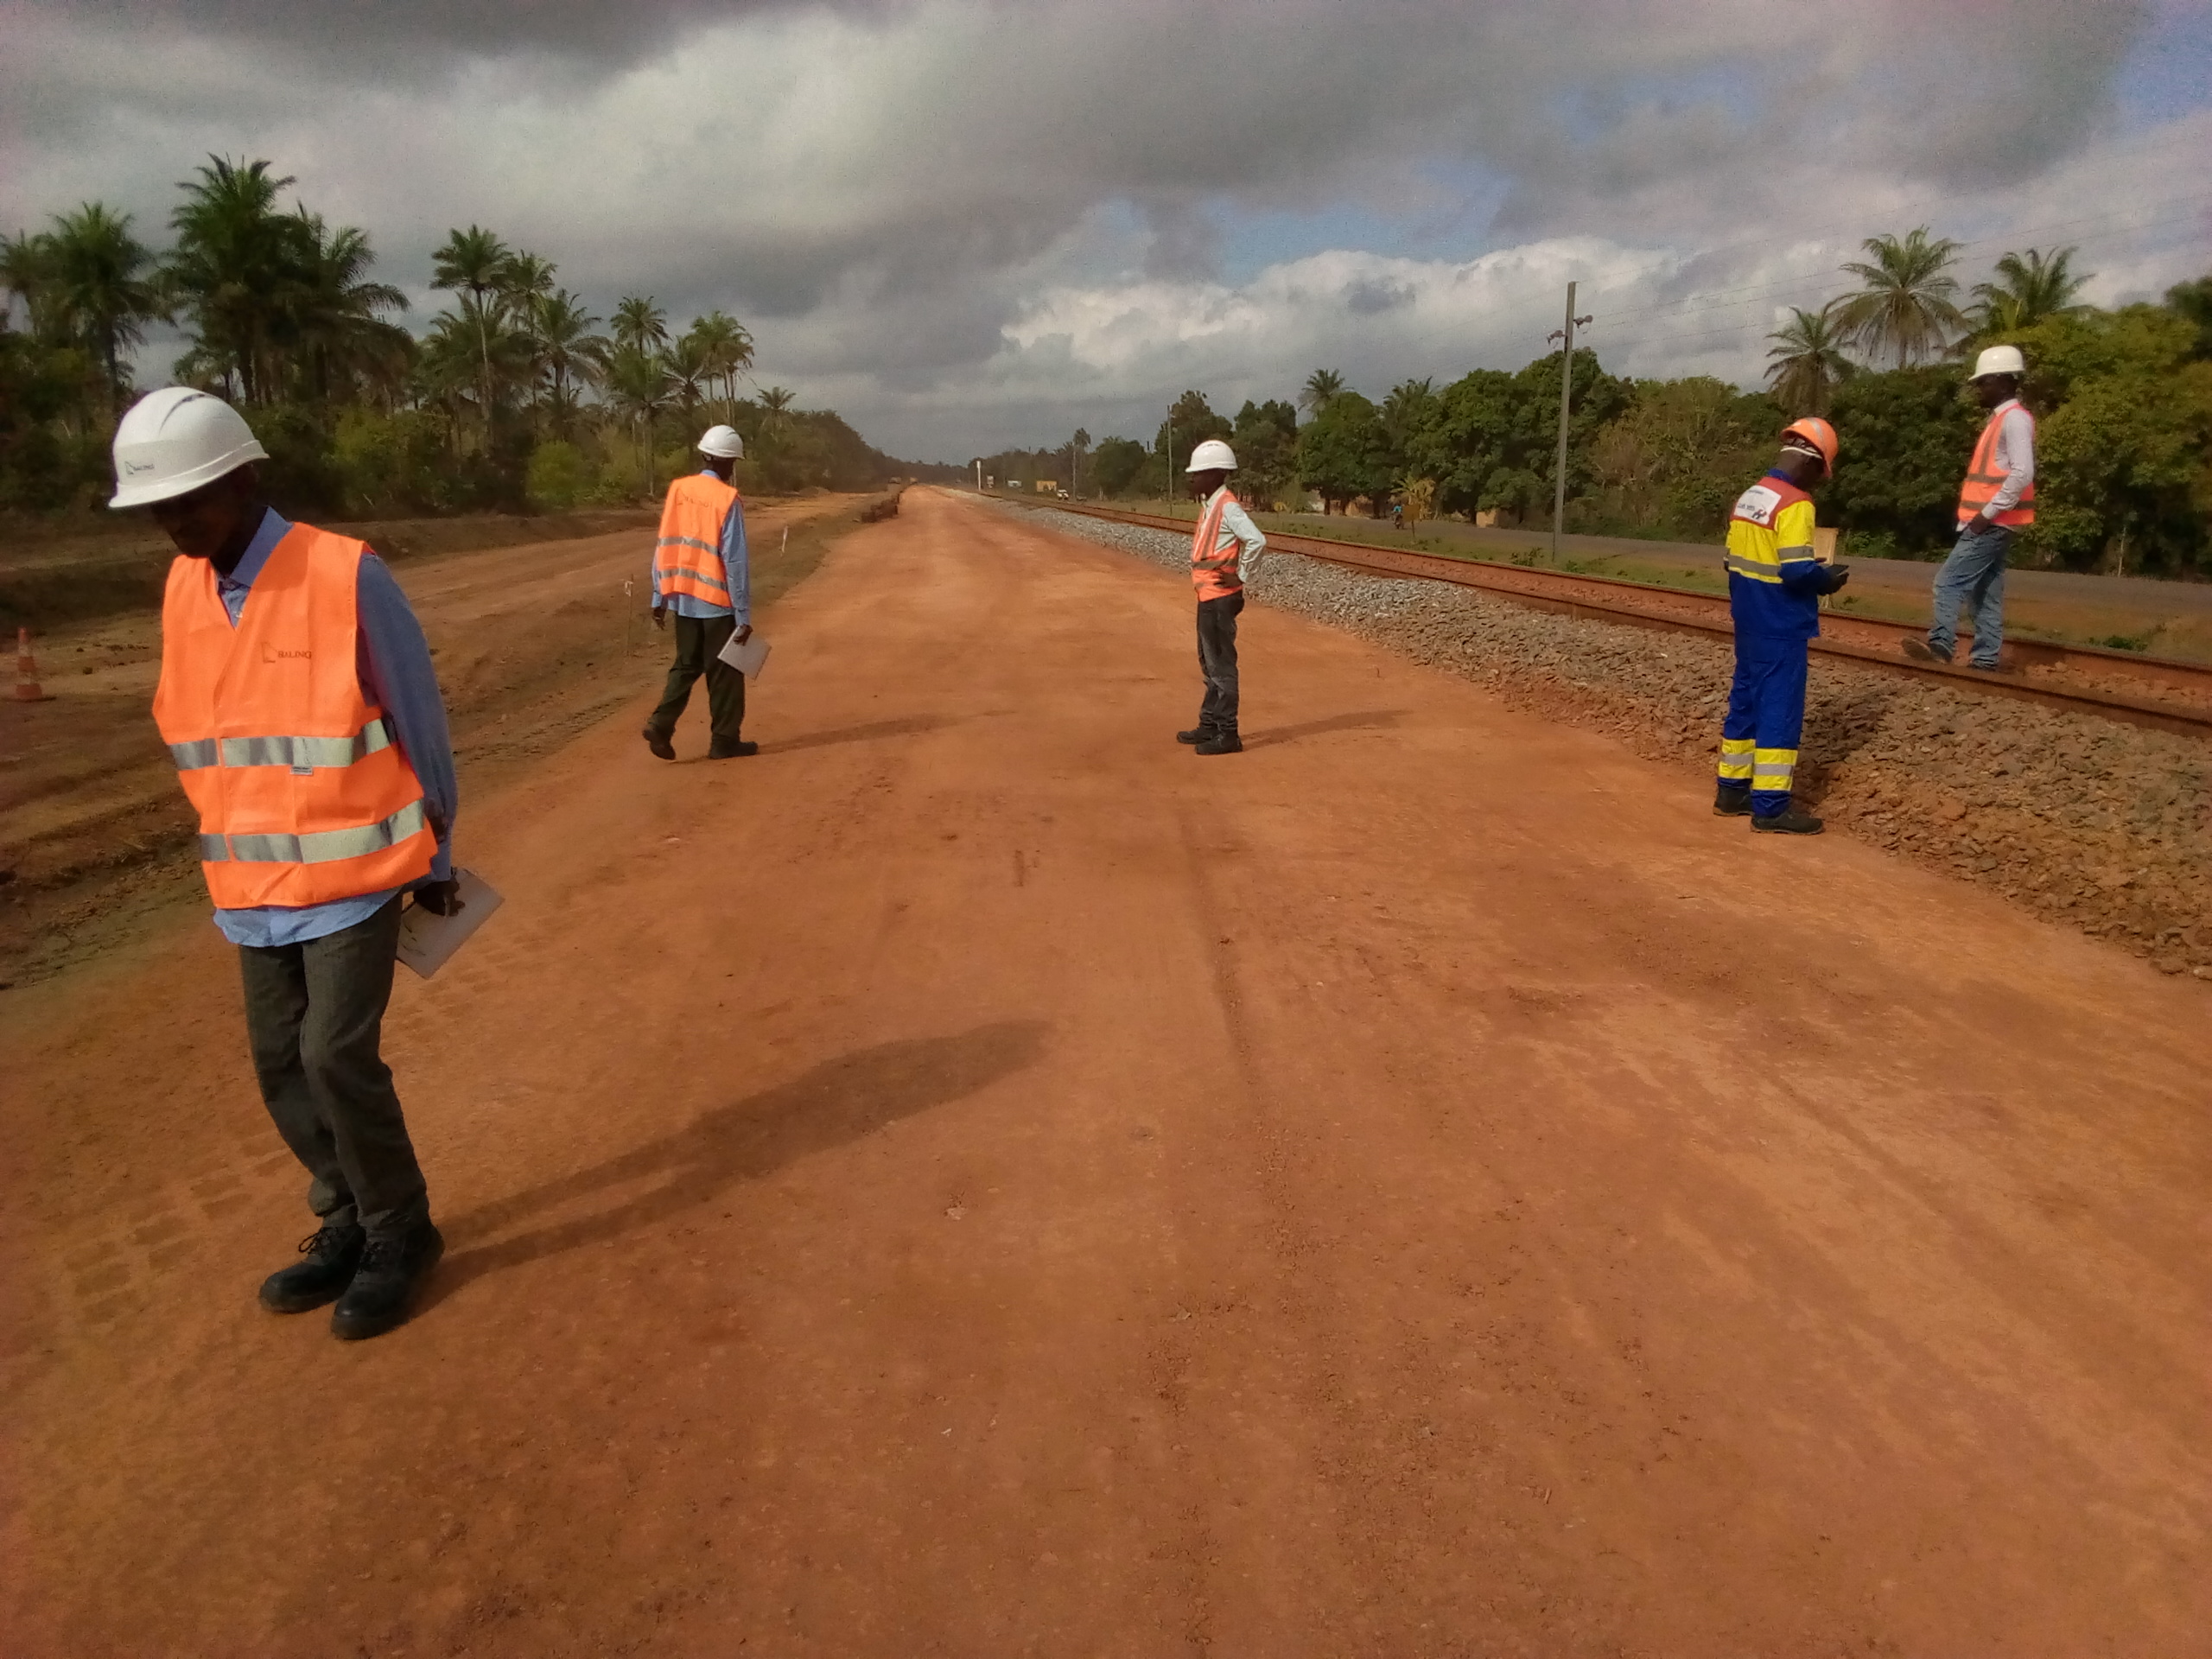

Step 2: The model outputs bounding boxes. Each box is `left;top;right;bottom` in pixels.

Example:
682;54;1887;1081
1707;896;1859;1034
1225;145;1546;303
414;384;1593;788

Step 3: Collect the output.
1025;504;2212;978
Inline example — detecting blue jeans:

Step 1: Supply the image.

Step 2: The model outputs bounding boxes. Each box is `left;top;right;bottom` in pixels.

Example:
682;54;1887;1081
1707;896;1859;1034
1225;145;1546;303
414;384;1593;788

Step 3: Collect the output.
1930;522;2012;667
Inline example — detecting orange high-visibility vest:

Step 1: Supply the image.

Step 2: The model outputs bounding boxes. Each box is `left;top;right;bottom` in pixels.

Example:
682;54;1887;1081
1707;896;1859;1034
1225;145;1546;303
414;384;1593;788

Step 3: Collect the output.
655;473;740;607
1956;402;2035;527
153;523;435;910
1190;488;1243;601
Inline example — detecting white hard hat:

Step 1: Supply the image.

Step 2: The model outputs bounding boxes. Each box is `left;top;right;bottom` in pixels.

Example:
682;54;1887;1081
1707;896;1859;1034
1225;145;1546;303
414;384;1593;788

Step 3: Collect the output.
697;424;745;459
1970;345;2025;380
1185;438;1237;473
109;387;270;509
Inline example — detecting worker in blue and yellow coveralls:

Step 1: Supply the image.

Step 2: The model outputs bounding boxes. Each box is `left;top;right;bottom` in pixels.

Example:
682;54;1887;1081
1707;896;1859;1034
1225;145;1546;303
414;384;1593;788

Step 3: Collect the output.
1714;418;1852;835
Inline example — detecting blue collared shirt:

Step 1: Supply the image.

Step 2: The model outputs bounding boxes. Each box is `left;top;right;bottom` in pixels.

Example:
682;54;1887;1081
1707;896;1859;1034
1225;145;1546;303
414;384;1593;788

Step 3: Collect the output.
201;508;459;949
649;470;750;621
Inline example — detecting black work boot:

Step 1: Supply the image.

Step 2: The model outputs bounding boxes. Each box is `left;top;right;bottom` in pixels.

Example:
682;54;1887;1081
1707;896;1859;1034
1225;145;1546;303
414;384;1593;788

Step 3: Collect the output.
331;1221;445;1341
1751;803;1824;835
1177;726;1216;745
1900;638;1953;665
1713;784;1752;817
707;739;759;758
642;725;676;760
259;1223;365;1314
1194;729;1243;755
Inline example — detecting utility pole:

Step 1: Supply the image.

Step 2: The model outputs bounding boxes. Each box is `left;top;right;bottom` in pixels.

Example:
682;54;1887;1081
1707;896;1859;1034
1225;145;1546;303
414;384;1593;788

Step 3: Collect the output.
1548;281;1593;563
975;459;982;493
1164;404;1173;510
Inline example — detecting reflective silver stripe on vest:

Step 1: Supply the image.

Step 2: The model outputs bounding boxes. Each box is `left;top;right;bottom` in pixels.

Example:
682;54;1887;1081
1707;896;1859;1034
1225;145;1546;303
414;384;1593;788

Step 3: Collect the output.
1725;552;1781;582
172;719;393;772
657;535;719;555
207;798;428;866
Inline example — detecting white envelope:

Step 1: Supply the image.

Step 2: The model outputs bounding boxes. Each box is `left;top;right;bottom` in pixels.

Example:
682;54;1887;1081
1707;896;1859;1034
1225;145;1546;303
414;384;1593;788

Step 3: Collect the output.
717;631;771;678
396;868;504;979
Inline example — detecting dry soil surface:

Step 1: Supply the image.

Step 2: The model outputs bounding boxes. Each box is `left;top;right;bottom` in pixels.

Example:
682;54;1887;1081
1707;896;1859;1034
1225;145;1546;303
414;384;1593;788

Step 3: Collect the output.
4;486;2208;1657
0;494;852;983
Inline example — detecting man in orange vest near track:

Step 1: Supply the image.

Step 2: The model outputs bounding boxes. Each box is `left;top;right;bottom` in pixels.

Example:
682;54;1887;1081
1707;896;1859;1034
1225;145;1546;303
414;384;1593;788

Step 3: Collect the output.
112;388;459;1340
1904;345;2035;672
1714;418;1853;834
644;424;754;760
1176;438;1267;755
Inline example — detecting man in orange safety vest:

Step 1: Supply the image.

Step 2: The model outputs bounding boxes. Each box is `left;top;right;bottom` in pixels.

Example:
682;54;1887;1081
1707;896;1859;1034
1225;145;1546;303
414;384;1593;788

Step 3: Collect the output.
115;387;460;1341
645;424;754;760
1904;346;2035;672
1176;437;1267;755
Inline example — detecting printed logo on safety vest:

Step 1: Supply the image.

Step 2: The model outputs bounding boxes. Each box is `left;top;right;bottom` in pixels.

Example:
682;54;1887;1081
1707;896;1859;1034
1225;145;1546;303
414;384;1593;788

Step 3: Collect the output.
261;645;312;662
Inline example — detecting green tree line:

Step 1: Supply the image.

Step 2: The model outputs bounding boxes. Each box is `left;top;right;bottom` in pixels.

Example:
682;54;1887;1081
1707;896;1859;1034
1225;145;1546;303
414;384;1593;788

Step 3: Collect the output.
2;155;908;518
1036;234;2212;577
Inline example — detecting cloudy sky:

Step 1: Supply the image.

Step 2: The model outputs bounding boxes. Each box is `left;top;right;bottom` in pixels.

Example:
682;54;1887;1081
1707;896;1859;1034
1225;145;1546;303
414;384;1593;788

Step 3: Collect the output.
6;0;2209;461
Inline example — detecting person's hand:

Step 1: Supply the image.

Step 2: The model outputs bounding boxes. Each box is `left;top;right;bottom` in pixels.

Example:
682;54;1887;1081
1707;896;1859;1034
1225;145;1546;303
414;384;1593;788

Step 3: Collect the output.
412;878;462;917
652;604;667;631
1821;562;1852;594
733;623;753;645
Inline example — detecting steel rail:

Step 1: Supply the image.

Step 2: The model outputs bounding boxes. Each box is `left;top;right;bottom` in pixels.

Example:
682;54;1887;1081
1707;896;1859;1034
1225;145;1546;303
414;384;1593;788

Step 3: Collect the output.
1038;499;2212;741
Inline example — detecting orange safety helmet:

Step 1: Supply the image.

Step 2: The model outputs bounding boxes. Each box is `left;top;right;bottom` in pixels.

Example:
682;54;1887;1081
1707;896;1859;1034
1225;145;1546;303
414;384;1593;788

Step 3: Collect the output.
1780;416;1839;475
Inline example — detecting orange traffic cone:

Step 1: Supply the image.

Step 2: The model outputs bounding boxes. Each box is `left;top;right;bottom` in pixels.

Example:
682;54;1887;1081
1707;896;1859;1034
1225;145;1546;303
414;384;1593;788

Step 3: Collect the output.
15;626;54;702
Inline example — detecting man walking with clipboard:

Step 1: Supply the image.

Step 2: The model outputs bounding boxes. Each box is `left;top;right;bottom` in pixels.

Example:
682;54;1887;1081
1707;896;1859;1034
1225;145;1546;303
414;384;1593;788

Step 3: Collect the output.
644;424;755;760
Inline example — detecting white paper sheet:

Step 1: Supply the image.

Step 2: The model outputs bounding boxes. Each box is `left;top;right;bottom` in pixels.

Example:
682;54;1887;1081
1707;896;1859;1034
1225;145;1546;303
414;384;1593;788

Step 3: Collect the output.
395;868;504;979
716;631;771;678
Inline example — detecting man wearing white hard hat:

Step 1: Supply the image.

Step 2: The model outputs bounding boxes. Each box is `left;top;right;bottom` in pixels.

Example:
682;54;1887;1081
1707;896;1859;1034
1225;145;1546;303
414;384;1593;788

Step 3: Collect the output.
112;386;460;1340
1178;437;1267;755
644;424;754;760
1904;345;2035;672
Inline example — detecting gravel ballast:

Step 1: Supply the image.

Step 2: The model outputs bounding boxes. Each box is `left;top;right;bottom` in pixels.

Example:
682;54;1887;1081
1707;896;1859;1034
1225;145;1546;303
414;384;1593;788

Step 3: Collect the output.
1017;502;2212;978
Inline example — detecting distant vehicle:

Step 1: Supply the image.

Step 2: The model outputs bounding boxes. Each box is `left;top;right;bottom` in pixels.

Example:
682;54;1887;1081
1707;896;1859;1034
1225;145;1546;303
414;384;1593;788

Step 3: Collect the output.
1055;489;1071;499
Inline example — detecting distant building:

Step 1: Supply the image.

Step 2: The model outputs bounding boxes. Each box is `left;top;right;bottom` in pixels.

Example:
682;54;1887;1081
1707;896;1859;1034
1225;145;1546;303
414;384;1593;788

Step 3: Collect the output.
1035;480;1056;494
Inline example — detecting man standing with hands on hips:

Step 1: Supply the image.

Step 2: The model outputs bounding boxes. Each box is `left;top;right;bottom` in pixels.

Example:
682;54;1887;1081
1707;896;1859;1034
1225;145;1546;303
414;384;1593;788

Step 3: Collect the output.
644;423;754;760
114;387;460;1340
1905;345;2035;672
1177;437;1266;756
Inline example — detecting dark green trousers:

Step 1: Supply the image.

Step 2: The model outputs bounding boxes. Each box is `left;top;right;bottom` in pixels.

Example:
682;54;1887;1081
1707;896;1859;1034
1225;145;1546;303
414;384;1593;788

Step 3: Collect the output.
649;613;747;748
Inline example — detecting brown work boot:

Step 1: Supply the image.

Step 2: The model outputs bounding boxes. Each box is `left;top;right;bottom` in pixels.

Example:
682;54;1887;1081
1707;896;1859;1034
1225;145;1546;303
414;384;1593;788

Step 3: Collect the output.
642;725;676;760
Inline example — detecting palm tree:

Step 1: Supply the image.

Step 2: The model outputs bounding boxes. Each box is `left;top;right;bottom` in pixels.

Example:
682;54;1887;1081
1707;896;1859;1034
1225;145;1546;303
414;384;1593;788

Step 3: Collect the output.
1070;426;1090;496
1300;368;1345;413
531;289;608;431
289;213;409;405
429;225;511;433
1834;226;1967;371
166;156;314;403
43;204;166;412
604;343;674;494
1971;245;2090;335
685;308;753;419
1764;303;1856;416
611;295;669;358
662;332;713;423
758;385;797;423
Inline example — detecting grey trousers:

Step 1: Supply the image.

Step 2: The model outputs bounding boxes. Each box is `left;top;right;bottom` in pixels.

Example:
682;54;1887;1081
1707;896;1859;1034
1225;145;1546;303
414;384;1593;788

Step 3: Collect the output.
238;896;431;1241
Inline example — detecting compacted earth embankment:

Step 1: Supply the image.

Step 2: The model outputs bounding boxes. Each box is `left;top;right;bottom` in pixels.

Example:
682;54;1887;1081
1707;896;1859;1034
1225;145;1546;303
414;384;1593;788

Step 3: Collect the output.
1028;505;2212;978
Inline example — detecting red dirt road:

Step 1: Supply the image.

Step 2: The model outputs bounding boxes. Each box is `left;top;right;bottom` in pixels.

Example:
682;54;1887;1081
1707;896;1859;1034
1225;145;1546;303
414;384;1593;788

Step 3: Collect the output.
5;486;2209;1656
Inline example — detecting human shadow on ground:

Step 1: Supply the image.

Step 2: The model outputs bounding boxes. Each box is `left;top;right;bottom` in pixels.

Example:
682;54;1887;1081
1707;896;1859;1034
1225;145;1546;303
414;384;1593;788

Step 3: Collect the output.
1244;709;1407;749
760;714;963;755
428;1020;1047;1300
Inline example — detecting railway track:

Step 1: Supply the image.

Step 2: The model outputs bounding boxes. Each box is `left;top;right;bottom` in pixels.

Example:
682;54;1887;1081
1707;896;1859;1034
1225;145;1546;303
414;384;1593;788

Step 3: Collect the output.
1040;499;2212;741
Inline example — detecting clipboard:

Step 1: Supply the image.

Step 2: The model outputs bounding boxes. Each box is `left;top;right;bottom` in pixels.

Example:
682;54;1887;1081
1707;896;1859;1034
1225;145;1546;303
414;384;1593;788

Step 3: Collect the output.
716;631;771;678
396;868;504;979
